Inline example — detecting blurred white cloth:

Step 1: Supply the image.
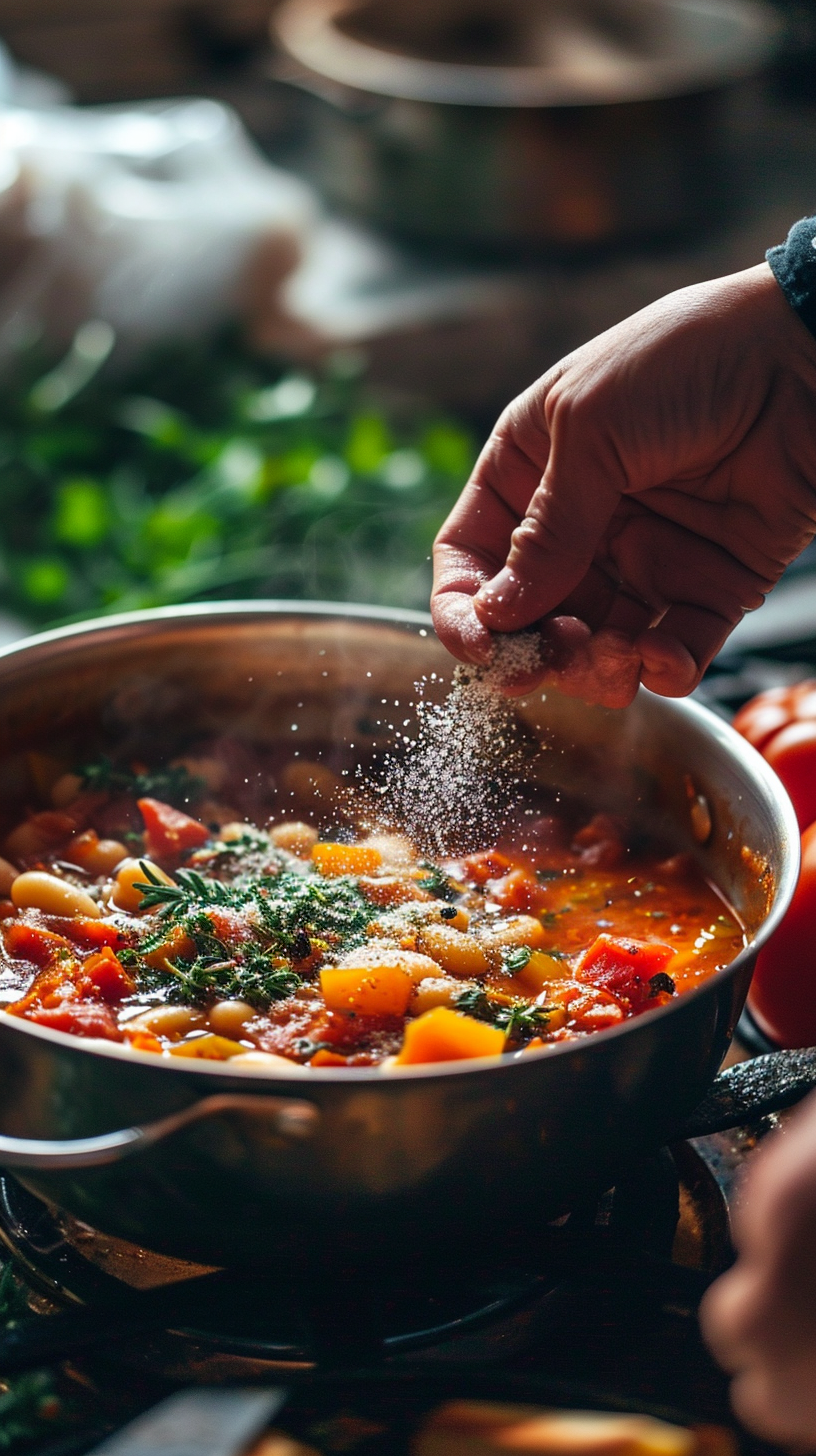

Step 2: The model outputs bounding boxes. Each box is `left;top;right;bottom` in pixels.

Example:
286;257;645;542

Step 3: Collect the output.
0;96;318;357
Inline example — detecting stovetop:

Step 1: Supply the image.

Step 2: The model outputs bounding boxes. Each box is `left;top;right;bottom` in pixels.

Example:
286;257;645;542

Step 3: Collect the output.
0;1088;788;1456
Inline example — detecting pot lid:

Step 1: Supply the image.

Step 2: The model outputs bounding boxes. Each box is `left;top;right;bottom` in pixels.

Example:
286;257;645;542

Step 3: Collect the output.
273;0;776;107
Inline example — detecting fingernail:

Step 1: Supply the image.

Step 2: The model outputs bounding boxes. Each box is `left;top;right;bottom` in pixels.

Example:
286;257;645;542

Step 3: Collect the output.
474;568;520;614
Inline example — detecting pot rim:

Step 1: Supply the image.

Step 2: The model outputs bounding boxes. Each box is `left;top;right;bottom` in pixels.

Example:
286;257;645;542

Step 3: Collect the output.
0;600;800;1086
273;0;775;109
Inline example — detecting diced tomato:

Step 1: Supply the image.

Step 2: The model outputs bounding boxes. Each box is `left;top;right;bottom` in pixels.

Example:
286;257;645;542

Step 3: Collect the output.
462;850;513;886
54;918;124;950
0;900;16;920
314;1011;398;1050
578;934;675;1013
138;798;209;860
564;988;626;1032
22;999;123;1040
4;921;72;967
80;947;135;1003
489;869;549;914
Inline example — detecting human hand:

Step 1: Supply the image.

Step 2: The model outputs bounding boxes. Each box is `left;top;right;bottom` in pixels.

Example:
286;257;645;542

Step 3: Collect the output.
700;1091;816;1450
432;263;816;706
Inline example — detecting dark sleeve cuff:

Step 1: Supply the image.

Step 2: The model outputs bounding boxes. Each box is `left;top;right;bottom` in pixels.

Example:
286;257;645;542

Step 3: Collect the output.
767;216;816;338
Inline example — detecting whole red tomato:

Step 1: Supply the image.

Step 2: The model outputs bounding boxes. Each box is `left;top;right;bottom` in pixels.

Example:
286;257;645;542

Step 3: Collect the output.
734;680;816;830
749;819;816;1048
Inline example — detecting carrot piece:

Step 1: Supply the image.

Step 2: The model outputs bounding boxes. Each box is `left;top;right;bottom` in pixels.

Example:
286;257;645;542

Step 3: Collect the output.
140;925;197;972
4;921;72;966
57;918;124;950
81;947;135;1003
395;1006;506;1065
309;1049;349;1066
320;964;413;1017
137;798;209;859
311;842;383;877
122;1028;163;1054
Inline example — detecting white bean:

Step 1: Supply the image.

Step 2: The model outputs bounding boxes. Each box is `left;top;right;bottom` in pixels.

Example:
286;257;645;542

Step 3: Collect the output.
235;1050;308;1075
269;821;318;857
208;999;256;1038
125;1005;207;1038
66;831;128;876
11;871;102;918
410;976;466;1014
417;924;489;979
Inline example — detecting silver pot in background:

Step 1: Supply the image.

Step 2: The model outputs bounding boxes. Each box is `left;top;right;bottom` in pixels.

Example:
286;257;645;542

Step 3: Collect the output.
271;0;775;253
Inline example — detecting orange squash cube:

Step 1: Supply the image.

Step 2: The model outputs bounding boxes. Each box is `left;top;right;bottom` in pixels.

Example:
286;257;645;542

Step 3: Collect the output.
320;964;413;1016
395;1006;506;1065
311;843;383;877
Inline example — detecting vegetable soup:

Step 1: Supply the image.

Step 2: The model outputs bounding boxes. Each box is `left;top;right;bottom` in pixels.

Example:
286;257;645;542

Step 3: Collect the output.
0;748;745;1069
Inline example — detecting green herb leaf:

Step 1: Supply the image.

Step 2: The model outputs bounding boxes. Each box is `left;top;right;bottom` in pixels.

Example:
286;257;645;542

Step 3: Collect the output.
80;756;206;806
501;945;532;974
452;985;549;1043
417;861;460;902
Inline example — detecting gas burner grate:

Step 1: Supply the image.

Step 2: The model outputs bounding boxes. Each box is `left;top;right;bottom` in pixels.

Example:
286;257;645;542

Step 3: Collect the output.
0;1137;735;1382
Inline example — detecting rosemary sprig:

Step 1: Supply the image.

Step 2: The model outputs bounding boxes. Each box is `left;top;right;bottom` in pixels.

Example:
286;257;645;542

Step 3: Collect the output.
132;862;375;1008
135;864;242;915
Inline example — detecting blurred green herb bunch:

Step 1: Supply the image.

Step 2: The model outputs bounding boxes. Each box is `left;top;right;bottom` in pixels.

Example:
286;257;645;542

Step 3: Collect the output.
0;326;475;628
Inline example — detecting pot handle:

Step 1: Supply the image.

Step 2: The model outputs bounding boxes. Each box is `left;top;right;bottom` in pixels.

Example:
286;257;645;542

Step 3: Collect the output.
680;1047;816;1140
0;1093;321;1171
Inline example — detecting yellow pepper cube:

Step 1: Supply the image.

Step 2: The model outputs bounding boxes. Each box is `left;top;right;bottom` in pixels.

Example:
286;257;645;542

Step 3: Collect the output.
321;964;413;1017
515;951;568;993
312;842;383;877
170;1034;247;1060
395;1006;506;1065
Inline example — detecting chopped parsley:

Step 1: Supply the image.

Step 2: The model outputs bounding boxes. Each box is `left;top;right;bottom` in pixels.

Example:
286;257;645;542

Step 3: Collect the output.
79;756;205;806
417;861;461;902
453;985;549;1043
501;945;532;974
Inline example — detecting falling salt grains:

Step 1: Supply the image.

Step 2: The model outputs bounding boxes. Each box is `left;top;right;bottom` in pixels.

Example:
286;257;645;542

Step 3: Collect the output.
375;632;542;857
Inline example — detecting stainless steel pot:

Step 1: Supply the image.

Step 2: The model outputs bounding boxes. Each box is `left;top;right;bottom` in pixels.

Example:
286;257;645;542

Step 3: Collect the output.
0;603;802;1271
271;0;775;251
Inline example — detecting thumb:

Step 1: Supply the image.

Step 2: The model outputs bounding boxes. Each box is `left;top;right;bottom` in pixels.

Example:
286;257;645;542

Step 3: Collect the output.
473;458;622;633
